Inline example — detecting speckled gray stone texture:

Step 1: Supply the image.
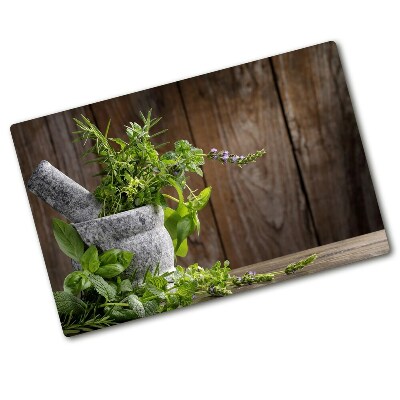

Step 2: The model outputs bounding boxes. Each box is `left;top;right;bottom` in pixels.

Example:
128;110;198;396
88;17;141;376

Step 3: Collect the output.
72;205;175;281
27;160;102;223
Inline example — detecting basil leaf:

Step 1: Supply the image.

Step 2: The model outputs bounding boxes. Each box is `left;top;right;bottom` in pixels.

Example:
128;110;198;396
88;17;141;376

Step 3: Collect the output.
164;208;181;240
52;218;84;261
99;249;120;265
99;249;133;269
63;271;90;296
96;263;126;278
175;215;194;252
174;238;188;258
192;186;211;211
80;245;100;273
118;250;133;269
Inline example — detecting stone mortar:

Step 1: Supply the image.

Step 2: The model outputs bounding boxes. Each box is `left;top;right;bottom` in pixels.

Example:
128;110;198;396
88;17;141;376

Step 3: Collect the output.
72;205;175;281
27;160;175;280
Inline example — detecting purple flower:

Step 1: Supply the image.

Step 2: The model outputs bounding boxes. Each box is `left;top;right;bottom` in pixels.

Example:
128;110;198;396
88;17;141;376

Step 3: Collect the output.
222;150;229;156
210;148;218;153
248;271;256;275
231;155;239;163
221;154;229;163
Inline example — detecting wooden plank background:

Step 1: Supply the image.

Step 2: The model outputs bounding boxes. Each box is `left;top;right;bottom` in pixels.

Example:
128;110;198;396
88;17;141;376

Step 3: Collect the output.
11;42;384;291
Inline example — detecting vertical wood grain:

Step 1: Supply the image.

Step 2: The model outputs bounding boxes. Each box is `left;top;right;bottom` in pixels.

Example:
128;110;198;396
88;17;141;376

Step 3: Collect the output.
88;84;226;267
179;59;319;268
271;42;383;244
11;106;100;290
11;42;385;288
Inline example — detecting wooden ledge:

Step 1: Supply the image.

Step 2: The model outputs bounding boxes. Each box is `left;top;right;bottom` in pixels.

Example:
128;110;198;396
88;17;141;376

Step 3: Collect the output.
196;230;389;301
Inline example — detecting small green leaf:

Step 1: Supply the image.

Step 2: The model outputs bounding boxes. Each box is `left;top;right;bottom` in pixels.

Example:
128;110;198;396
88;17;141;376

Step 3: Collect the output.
80;245;100;273
63;271;90;296
99;249;133;269
120;279;133;293
127;294;145;318
118;250;133;269
176;215;194;252
164;208;181;240
106;307;138;323
52;218;84;261
145;274;168;290
168;178;184;203
109;137;127;149
87;274;116;302
96;263;126;279
176;203;189;218
53;291;87;315
194;167;203;177
192;186;211;211
99;249;119;265
174;238;188;258
176;281;197;306
143;300;159;316
145;283;166;300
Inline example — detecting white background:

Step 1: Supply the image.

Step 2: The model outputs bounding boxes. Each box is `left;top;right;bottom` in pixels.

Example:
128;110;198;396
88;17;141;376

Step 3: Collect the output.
0;1;399;399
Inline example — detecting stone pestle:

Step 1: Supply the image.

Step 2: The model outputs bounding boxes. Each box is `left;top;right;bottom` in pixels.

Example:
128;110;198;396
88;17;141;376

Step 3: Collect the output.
27;160;175;281
27;160;102;223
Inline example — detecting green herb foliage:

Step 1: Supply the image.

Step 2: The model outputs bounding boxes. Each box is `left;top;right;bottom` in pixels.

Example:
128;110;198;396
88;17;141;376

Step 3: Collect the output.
52;218;317;336
73;110;265;257
73;111;207;217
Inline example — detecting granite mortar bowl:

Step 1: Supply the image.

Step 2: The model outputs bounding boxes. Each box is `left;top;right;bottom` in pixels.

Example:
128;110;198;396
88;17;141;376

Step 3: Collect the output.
72;205;175;282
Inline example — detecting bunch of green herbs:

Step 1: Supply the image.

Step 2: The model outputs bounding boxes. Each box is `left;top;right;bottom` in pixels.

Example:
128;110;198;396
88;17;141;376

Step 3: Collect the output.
52;219;317;336
73;111;266;257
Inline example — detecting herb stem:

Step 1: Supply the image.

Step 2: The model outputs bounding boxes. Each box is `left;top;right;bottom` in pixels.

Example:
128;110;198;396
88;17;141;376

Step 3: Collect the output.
163;194;179;203
100;302;129;308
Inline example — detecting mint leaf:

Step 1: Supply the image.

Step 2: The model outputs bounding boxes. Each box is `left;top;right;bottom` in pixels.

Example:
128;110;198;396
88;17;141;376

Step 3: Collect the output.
127;294;145;318
120;279;133;293
88;274;116;302
53;291;86;315
80;245;100;273
143;300;159;316
106;307;138;323
145;283;166;300
145;274;168;290
52;218;84;261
